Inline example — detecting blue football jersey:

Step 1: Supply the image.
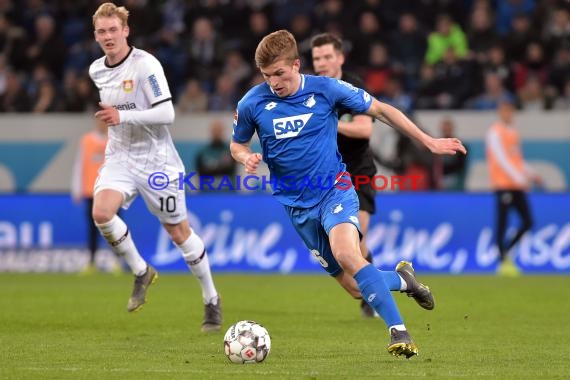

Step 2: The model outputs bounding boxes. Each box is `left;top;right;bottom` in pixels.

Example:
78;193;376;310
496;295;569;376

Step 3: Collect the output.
232;74;373;207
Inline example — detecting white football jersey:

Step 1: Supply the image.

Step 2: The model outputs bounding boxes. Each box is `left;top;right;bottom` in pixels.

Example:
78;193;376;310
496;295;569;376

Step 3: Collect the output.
89;47;184;176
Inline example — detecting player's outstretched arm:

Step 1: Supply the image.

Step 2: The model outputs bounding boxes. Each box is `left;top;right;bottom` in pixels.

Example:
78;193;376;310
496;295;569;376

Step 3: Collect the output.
366;99;467;156
230;141;263;175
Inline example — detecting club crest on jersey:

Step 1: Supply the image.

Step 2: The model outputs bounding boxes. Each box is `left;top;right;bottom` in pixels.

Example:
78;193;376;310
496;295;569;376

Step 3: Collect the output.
122;80;134;93
303;94;316;108
273;113;312;139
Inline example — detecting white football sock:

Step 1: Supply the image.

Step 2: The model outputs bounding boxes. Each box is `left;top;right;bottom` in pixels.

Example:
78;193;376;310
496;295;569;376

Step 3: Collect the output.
398;274;407;291
178;230;218;304
389;324;407;333
96;215;147;276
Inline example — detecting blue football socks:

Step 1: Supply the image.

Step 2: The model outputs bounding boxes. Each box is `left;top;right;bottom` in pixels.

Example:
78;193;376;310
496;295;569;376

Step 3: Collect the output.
354;264;403;327
380;270;402;291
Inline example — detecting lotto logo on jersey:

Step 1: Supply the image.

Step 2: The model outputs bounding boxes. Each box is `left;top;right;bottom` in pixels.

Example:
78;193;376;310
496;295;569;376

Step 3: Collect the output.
273;113;313;139
122;80;134;92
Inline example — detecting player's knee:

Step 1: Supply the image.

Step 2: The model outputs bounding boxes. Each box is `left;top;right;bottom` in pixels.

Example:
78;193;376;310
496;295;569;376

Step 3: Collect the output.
165;223;191;245
92;206;115;225
169;229;188;245
334;250;351;267
334;249;363;275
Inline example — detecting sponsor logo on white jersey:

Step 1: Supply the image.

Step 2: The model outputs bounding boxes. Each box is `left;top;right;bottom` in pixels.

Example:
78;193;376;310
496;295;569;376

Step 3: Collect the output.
273;113;312;139
265;102;277;110
114;102;136;110
148;74;162;97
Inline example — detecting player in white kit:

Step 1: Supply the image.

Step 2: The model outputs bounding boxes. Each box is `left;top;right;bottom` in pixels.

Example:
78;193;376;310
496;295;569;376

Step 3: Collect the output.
89;2;222;332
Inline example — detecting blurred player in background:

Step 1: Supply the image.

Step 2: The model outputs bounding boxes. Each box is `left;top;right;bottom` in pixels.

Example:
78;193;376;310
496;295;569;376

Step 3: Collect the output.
486;101;542;277
88;2;221;331
231;30;466;358
196;119;237;191
71;118;110;274
311;33;377;319
439;117;467;191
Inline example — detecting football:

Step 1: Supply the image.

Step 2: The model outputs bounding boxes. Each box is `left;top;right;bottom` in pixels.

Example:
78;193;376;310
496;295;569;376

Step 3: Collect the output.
223;320;271;364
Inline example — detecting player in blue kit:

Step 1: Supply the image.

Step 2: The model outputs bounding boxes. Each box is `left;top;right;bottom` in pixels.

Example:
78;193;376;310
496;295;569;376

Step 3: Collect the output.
230;30;466;358
311;32;378;319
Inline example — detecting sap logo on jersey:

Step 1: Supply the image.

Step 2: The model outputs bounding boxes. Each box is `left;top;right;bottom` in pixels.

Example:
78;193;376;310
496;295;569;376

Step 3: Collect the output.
273;113;313;139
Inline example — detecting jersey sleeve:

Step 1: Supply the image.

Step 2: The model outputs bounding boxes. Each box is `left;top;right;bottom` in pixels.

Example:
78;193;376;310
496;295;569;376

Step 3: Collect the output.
327;78;373;115
138;56;172;107
231;100;256;143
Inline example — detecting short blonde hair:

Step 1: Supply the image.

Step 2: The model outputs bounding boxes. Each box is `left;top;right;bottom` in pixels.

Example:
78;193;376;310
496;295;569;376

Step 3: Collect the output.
92;2;129;27
255;30;300;68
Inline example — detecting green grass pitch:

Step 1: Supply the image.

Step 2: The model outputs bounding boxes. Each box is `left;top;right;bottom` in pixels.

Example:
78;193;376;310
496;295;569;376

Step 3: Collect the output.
0;273;568;379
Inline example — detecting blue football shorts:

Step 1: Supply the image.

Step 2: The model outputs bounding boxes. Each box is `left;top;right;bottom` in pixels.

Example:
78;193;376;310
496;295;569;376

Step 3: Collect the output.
284;185;361;276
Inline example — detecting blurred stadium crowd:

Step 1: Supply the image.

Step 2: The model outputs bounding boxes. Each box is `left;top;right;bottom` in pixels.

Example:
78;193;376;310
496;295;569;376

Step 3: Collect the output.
0;0;568;114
